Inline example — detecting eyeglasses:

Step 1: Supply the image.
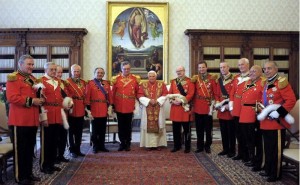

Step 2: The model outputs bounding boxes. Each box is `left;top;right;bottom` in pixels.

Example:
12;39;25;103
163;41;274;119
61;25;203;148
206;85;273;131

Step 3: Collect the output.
176;70;184;73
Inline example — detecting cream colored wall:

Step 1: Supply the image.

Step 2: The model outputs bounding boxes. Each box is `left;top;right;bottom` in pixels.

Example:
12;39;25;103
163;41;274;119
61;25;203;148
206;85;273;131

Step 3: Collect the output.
1;0;299;81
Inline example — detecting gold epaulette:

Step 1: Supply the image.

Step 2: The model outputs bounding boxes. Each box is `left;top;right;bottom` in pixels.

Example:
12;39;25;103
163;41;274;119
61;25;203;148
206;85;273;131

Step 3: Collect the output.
111;75;119;85
35;78;42;83
63;79;70;86
191;75;198;83
278;76;288;89
170;78;176;84
7;72;18;81
210;73;218;80
260;76;267;87
133;74;141;84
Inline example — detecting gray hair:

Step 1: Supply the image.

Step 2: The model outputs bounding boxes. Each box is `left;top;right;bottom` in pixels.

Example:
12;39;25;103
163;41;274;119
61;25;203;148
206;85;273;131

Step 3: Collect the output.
264;60;278;69
239;58;249;64
71;64;81;72
18;54;34;68
44;62;56;69
94;67;105;74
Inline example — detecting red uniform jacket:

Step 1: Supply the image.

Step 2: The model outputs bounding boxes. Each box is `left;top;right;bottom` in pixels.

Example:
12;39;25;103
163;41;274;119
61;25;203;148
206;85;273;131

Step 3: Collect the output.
6;71;40;126
239;77;264;123
260;75;296;130
112;74;139;113
85;79;112;118
215;74;234;120
192;74;217;114
169;77;195;122
41;76;64;124
66;78;87;117
229;74;250;117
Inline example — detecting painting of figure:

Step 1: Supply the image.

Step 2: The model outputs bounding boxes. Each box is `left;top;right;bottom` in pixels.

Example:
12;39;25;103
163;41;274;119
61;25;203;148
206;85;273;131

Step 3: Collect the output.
111;7;164;80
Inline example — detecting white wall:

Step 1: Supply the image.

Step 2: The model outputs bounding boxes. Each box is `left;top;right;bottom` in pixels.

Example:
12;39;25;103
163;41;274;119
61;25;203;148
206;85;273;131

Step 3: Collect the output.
1;0;299;81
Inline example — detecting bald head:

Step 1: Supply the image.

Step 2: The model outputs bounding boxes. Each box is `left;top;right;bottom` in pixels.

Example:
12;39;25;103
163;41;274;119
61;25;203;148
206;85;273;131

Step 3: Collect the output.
176;66;185;79
249;65;263;81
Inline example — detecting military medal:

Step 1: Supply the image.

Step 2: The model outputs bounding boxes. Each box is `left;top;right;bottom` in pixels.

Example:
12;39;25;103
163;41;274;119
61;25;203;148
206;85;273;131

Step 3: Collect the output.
272;87;277;91
268;99;274;104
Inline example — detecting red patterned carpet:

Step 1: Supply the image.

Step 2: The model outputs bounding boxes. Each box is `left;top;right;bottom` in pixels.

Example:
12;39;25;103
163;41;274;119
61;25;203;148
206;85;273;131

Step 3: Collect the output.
66;143;218;185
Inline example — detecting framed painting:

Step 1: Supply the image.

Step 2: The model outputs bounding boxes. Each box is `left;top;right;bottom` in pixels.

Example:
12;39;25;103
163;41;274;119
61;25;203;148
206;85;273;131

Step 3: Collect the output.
107;1;169;82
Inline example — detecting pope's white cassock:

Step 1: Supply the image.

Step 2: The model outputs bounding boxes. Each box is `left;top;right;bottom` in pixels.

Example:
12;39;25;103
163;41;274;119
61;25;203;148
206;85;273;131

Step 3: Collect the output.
137;81;169;148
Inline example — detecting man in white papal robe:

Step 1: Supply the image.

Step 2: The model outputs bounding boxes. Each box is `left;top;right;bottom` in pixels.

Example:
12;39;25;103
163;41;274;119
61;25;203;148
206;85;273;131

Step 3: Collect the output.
137;71;168;150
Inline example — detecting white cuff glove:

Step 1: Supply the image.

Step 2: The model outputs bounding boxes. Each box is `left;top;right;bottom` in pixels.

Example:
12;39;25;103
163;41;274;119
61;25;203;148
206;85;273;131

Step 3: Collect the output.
85;110;94;120
208;101;215;116
269;111;279;119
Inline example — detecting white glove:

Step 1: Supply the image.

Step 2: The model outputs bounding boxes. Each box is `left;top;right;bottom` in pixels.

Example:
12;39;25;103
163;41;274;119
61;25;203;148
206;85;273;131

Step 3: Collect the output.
229;101;233;111
85;110;94;120
214;102;222;109
208;101;215;116
269;111;279;119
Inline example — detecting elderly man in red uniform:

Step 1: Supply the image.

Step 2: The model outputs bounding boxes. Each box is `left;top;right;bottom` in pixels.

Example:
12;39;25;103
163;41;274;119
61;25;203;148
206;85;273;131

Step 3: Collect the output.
169;66;195;153
137;71;168;151
192;61;217;154
55;65;70;163
6;55;44;184
85;67;112;153
66;64;87;158
215;61;235;157
258;61;296;182
111;61;140;151
39;62;67;174
239;65;264;170
229;58;250;161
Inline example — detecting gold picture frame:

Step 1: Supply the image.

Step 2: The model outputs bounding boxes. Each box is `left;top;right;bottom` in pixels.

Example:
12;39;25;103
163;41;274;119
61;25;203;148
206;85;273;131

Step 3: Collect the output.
107;1;169;82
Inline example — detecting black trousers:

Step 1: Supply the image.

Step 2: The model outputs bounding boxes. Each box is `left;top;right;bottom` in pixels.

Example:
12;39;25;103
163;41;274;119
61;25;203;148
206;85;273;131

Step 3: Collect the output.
91;117;107;149
240;123;256;161
195;113;213;150
233;116;244;157
11;126;37;183
172;121;191;150
219;119;235;154
116;112;133;147
57;125;68;158
40;124;60;170
68;116;84;154
262;129;286;179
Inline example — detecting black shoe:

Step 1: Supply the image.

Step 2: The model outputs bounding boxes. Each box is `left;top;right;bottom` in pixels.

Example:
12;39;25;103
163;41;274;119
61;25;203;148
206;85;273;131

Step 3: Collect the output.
70;152;78;158
195;149;204;153
244;161;255;167
118;146;124;151
184;149;190;153
227;153;235;158
232;155;242;160
259;172;269;177
266;177;278;182
242;158;250;163
171;148;180;153
41;168;54;174
18;179;34;185
29;175;41;182
251;166;262;172
205;147;211;154
51;166;62;171
218;151;228;156
99;148;109;152
59;156;69;163
77;152;86;157
92;147;98;154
